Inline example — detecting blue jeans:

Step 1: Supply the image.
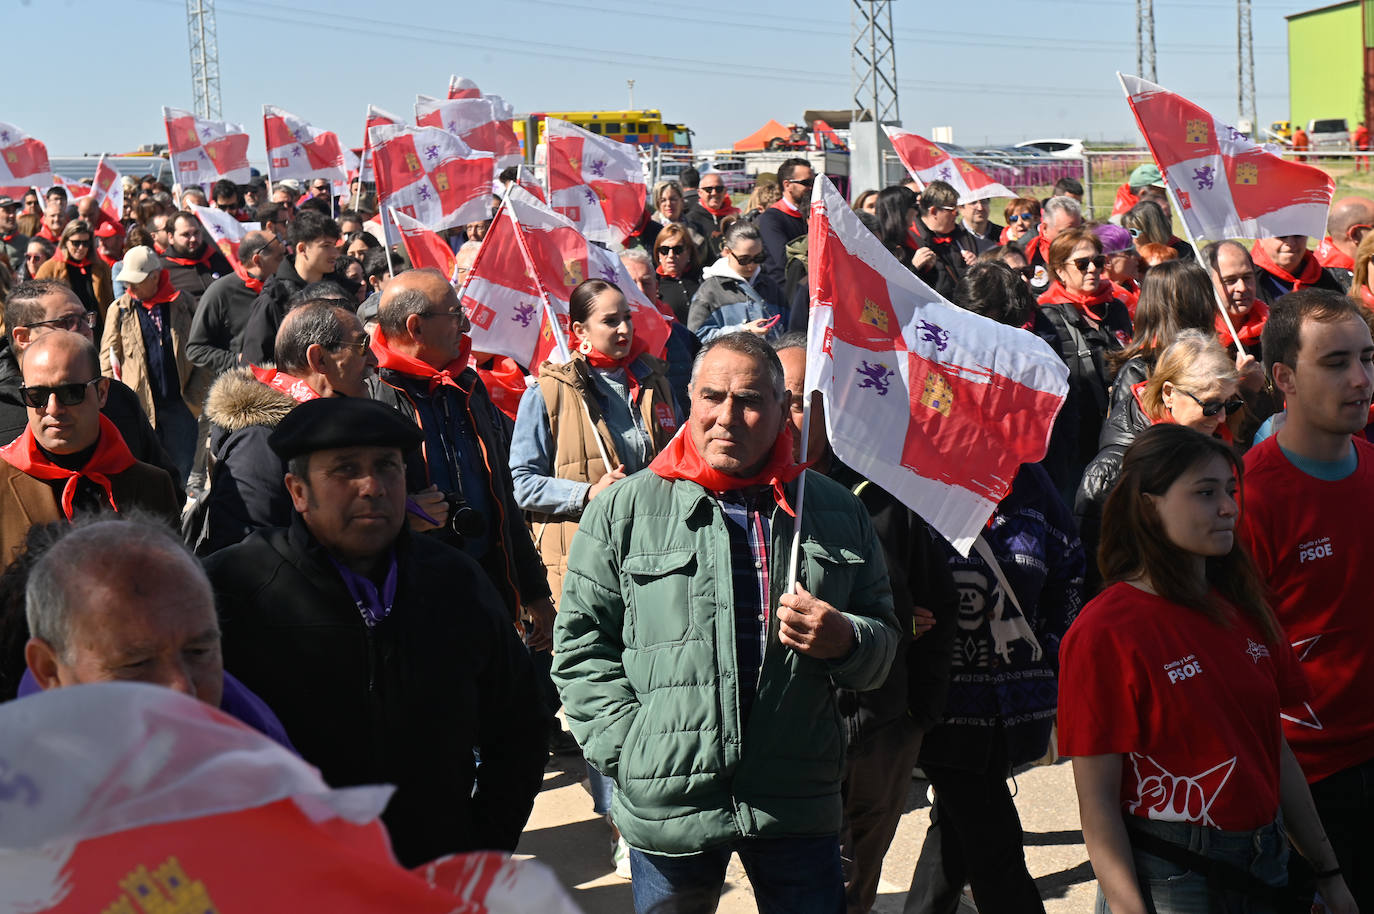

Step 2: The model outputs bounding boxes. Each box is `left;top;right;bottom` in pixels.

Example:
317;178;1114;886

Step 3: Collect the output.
629;834;844;914
154;398;197;485
1095;816;1288;914
587;763;614;816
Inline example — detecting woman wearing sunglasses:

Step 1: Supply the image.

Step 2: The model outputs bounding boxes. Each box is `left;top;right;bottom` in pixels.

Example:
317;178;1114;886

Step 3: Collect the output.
34;220;114;338
1033;227;1134;501
1000;197;1041;244
1062;424;1356;914
1076;331;1245;594
686;220;786;343
651;223;702;324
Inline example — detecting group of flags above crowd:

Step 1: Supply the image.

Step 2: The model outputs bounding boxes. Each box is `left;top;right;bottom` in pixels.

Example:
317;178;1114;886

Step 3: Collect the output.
0;74;1340;553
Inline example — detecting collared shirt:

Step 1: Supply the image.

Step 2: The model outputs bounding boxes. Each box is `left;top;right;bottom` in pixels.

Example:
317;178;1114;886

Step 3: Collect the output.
718;487;772;723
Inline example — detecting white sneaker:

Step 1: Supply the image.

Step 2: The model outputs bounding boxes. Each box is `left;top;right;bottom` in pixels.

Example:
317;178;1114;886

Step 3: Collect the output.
613;836;632;880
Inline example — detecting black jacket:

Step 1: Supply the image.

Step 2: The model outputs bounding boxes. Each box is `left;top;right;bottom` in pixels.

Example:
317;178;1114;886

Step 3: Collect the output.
236;258;357;368
828;460;959;742
162;245;233;307
907;219;976;301
205;518;549;867
0;339;184;505
755;204;807;290
657;270;701;325
368;365;551;618
1073;384;1151;595
188;272;260;375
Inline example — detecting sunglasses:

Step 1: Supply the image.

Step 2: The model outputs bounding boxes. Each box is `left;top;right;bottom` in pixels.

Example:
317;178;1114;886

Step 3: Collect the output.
1069;255;1108;272
20;377;102;408
785;177;815;188
729;251;768;265
67;238;92;248
333;335;371;356
932;205;958;214
1179;389;1246;418
656;244;685;255
22;312;96;332
1007;213;1038;223
701;185;727;194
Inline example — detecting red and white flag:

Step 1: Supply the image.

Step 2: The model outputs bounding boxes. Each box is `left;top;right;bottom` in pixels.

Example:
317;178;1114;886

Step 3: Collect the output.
263;105;347;184
190;203;260;270
360;105;403;183
390;207;458;281
804;174;1068;553
368;124;495;232
514;162;546;202
545;117;645;246
163;106;251;187
461;187;669;368
882;126;1013;204
448;75;481;99
91;155;124;223
1120;73;1335;240
0;122;50;198
49;174;91;199
414;96;521;171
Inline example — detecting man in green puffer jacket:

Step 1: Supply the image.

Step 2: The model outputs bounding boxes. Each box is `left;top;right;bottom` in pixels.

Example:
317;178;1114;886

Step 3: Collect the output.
553;332;899;914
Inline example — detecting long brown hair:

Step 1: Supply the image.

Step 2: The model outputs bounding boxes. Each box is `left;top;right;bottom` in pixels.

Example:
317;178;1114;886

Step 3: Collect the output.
1099;424;1281;642
1109;260;1217;371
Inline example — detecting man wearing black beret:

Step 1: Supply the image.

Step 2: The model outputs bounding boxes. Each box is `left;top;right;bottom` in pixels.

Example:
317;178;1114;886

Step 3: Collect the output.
202;396;550;866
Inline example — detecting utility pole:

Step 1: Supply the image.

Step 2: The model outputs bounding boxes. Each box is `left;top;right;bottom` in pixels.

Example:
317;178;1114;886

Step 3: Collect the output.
1238;0;1257;130
627;79;635;111
1136;0;1157;82
852;0;900;189
186;0;222;119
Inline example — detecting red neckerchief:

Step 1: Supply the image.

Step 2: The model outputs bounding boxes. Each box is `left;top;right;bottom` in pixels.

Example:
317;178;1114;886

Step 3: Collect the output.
233;260;264;294
162;246;214;269
1252;243;1324;290
371;326;471;393
0;415;135;520
656;263;681;279
649;423;807;516
770;197;803;218
250;365;320;402
476;356;526;422
97;250;119;269
36;224;58;243
1111;278;1139;314
58;254;92;277
1360;285;1374;310
1215;300;1269;349
1315;236;1355;271
131;270;179;310
1022;233;1047;263
698;198;739;219
1038;280;1116;321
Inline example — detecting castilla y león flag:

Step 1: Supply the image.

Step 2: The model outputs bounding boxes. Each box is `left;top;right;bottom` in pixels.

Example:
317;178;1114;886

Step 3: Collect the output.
448;75;481;99
389;207;458;280
804;174;1068;554
359;104;403;183
162;106;251;186
415;96;522;172
545;117;646;246
263;105;347;183
1119;73;1334;240
368;124;494;232
882;126;1013;204
0;122;50;198
91;155;124;223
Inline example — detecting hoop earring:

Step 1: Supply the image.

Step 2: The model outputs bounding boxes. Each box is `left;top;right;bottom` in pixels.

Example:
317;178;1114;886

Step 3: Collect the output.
578;339;592;355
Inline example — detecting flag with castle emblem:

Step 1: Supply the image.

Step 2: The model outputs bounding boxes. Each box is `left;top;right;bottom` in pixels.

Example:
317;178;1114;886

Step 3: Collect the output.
804;174;1068;553
263;105;347;183
359;105;402;183
389;208;458;281
461;186;669;369
448;75;481;99
189;203;260;270
368;124;495;233
162;106;251;187
1120;73;1335;240
90;156;124;224
545;117;646;245
414;96;521;173
0;122;50;198
882;126;1014;205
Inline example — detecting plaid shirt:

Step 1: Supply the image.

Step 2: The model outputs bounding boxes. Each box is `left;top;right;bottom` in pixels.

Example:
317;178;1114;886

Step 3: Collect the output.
717;488;773;724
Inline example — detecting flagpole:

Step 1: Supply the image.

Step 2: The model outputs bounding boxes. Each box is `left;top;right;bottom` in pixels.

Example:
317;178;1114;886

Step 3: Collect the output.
784;399;813;594
355;144;369;213
262;106;275;195
1159;181;1244;346
384;207;399;279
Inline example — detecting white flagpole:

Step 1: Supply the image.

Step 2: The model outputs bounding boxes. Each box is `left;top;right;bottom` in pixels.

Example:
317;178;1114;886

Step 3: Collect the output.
383;207;399;279
355;143;369;213
784;400;813;594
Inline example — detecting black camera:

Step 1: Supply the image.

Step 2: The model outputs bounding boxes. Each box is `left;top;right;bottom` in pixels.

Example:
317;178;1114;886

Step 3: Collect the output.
442;492;487;541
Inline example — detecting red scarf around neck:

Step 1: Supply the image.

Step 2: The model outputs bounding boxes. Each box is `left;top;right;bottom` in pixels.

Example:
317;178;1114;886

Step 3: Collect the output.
1038;280;1116;320
770;197;803;218
656;263;682;280
162;246;214;270
699;198;739;219
1360;285;1374;311
97;250;119;269
476;356;525;422
0;414;135;520
371;326;471;393
649;423;806;515
1315;236;1355;271
59;255;92;277
132;269;179;309
233;260;264;294
1252;243;1323;290
250;365;320;402
1215;300;1269;349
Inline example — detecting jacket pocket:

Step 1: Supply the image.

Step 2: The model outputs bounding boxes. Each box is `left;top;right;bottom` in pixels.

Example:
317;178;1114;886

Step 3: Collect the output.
623;549;696;647
800;540;866;615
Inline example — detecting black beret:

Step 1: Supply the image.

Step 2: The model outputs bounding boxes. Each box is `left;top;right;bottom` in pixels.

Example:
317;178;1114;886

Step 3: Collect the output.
268;397;423;461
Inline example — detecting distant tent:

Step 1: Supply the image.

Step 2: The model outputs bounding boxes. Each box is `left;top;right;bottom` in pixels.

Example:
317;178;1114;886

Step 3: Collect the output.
733;119;790;152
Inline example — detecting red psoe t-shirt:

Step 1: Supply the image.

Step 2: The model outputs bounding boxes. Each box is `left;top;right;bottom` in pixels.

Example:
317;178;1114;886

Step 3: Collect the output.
1059;583;1308;831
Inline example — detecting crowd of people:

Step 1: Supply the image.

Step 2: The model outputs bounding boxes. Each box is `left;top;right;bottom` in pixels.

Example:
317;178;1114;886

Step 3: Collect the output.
0;154;1371;914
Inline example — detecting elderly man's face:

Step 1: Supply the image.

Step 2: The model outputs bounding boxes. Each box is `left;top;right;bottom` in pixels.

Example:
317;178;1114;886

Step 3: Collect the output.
43;204;67;235
22;334;107;455
776;346;826;463
27;564;223;707
1042;207;1081;243
287;446;407;564
689;346;786;476
621;255;659;302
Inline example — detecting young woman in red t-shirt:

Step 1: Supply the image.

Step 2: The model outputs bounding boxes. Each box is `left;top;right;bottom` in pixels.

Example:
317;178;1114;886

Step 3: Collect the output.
1059;425;1356;913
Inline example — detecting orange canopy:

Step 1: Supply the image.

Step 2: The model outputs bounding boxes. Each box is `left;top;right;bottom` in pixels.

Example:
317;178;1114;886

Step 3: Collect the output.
733;119;790;152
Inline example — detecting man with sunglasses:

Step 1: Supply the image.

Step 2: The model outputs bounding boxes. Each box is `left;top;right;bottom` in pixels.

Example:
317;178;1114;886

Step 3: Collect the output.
684;172;739;261
188;231;286;377
0;330;178;561
0;280;182;501
907;181;978;299
756;157;814;289
1314;196;1374;290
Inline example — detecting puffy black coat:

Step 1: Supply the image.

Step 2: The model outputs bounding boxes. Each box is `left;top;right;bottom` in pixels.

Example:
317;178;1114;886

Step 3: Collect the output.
1074;385;1152;595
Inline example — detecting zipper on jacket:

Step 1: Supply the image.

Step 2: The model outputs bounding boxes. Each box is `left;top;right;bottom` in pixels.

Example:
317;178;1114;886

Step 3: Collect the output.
364;624;377;693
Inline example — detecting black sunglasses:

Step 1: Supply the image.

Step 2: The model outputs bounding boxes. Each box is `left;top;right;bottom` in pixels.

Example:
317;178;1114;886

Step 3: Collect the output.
1069;255;1108;272
729;251;768;265
22;312;96;332
20;377;102;408
1179;389;1245;418
1008;213;1038;223
786;177;815;188
656;244;685;255
701;185;727;193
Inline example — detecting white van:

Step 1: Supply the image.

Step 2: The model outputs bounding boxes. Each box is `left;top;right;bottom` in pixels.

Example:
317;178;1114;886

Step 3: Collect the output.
1308;118;1350;151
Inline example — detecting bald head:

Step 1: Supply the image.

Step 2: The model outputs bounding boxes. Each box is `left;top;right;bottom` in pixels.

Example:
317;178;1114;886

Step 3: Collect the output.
24;328;100;381
23;330;107;455
1327;196;1374;259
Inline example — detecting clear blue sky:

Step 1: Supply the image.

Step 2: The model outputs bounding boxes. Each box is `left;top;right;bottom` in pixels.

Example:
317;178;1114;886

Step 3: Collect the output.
10;0;1302;156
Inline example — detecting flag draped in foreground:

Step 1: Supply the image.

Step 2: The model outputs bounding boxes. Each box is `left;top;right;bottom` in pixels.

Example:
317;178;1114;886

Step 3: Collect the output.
883;126;1013;204
162;107;251;187
264;105;347;183
804;174;1068;554
545;117;646;246
390;207;458;280
1119;73;1335;240
415;96;522;172
0;683;583;914
461;187;669;369
368;124;495;232
0;122;50;198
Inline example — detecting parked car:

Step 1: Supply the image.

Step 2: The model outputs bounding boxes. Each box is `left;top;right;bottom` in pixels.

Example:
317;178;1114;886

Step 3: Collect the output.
696;154;753;193
1308;118;1350;151
1015;138;1085;159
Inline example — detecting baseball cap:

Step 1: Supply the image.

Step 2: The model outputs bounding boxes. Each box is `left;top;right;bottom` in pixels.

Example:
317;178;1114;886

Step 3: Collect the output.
1128;164;1166;191
0;196;18;210
119;246;163;284
94;220;125;238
